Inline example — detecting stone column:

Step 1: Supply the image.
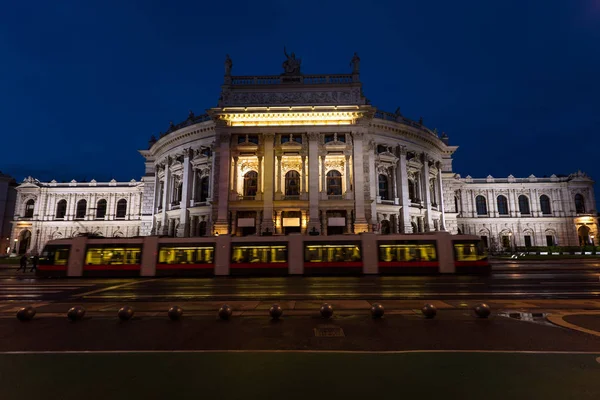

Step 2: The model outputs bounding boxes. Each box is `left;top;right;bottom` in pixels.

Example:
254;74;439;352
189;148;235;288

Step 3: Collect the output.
231;210;237;236
232;156;239;196
508;189;516;217
191;169;197;203
160;159;170;234
437;164;446;231
301;155;306;193
257;155;263;195
421;153;433;231
261;133;275;233
392;164;399;204
276;156;282;194
345;155;351;195
178;149;193;237
397;146;412;233
352;131;369;233
320;155;326;196
209;147;216;201
214;131;231;235
307;132;321;233
346;209;352;234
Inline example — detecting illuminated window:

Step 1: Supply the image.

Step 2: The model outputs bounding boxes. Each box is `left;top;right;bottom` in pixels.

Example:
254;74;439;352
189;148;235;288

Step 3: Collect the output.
575;194;585;213
76;199;87;219
475;195;487;215
55;199;67;219
85;246;141;265
327;170;342;195
24;199;35;218
96;199;107;219
518;195;530;214
116;199;127;219
378;241;437;262
453;240;487;261
285;170;300;196
231;244;287;263
243;171;258;197
39;245;70;265
540;195;551;215
304;243;361;262
158;245;214;264
497;195;508;215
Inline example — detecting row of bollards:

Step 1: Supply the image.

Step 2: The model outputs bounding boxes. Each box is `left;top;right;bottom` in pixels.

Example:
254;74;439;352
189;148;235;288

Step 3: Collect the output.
15;302;492;322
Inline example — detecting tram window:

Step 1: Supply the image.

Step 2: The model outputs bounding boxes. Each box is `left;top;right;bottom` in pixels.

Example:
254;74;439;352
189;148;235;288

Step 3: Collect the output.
158;245;214;264
453;240;487;261
39;245;70;265
304;243;361;262
85;246;142;265
378;241;437;262
231;244;287;263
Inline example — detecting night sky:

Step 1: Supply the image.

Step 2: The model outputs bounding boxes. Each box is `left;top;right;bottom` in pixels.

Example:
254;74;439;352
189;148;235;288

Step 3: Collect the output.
1;1;598;196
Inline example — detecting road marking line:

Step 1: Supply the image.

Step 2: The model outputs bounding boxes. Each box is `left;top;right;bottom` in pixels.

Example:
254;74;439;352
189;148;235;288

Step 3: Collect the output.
547;311;600;338
0;350;599;355
74;279;157;298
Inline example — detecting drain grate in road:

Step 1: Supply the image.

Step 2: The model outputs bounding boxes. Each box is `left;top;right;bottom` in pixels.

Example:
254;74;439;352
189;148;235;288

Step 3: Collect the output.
313;327;345;337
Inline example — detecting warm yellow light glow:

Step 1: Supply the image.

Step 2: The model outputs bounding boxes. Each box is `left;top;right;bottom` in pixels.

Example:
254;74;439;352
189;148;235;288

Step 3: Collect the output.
224;111;359;127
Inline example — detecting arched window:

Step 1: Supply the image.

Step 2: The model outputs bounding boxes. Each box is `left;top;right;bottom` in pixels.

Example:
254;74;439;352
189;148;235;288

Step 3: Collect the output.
24;199;35;218
76;199;87;219
378;174;389;200
575;194;586;214
518;195;530;214
55;200;67;219
454;196;460;213
497;195;508;215
540;195;551;215
96;199;107;219
327;170;342;196
116;199;127;219
243;171;258;197
199;176;209;202
475;195;487;216
285;170;300;196
408;180;416;202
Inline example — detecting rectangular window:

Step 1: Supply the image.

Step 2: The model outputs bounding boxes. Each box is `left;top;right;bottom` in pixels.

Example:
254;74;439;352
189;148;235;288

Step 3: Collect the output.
454;240;487;261
481;236;489;249
231;244;287;264
546;235;554;247
524;236;532;248
39;245;70;265
324;134;335;143
158;245;214;264
304;243;361;262
85;246;142;265
378;241;437;262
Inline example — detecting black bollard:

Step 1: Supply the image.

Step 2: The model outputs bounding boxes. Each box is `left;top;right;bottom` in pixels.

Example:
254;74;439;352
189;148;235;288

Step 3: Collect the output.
421;304;437;319
474;303;491;318
16;307;36;322
320;303;334;319
118;306;134;321
218;304;232;320
168;306;183;321
269;304;283;320
370;303;385;319
67;306;86;321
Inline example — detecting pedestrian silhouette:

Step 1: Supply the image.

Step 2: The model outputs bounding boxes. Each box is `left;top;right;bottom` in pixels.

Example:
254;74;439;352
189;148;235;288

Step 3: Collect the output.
30;255;38;273
17;255;27;273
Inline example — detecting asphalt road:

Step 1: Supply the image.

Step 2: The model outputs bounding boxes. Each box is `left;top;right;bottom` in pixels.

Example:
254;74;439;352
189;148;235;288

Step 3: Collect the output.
0;262;598;302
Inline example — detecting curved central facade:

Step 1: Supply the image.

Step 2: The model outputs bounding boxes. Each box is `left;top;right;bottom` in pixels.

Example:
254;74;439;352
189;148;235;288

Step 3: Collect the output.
140;55;449;237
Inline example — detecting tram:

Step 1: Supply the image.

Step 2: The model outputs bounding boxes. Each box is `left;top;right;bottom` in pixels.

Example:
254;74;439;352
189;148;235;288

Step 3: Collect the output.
37;232;489;277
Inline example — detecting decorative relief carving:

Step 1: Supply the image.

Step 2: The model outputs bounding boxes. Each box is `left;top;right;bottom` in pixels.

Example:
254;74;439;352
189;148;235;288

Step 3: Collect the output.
223;91;354;106
282;160;302;172
239;160;258;173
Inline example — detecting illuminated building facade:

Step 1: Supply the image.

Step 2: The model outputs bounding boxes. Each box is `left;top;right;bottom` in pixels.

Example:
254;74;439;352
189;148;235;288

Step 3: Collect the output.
9;53;598;254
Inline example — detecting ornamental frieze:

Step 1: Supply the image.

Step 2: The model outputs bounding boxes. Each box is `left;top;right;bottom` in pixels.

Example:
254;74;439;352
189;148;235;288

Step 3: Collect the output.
221;90;355;106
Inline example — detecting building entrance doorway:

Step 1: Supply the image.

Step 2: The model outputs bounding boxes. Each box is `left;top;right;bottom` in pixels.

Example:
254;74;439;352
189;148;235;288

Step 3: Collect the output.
18;230;31;255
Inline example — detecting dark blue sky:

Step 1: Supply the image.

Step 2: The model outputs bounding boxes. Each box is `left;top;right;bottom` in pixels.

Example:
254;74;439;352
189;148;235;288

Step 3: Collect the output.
1;1;599;191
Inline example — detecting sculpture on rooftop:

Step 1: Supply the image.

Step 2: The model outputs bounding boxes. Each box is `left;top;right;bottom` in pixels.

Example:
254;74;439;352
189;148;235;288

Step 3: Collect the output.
282;47;301;75
350;52;360;74
224;54;232;76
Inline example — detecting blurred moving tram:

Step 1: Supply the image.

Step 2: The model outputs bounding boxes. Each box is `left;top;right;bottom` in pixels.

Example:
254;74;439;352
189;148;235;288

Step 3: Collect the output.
38;233;489;278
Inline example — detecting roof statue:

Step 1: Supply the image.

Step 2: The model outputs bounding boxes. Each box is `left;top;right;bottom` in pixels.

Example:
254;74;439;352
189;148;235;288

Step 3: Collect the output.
350;52;360;74
224;54;232;76
282;47;301;75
